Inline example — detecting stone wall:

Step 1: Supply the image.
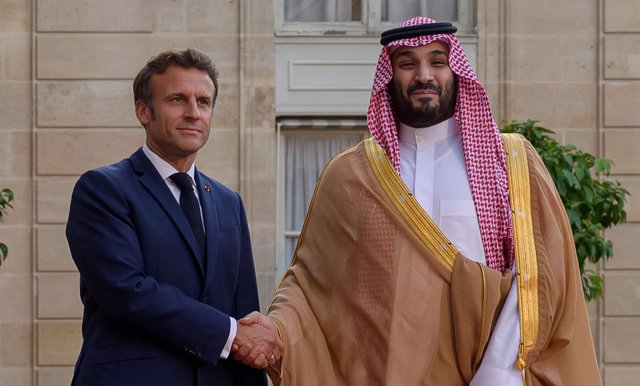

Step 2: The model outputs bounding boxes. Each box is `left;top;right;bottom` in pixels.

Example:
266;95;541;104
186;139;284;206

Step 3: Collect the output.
0;0;638;385
0;0;33;384
601;0;640;384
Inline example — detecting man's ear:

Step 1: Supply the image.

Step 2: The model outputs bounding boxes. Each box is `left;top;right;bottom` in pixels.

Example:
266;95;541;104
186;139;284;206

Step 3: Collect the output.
135;100;151;127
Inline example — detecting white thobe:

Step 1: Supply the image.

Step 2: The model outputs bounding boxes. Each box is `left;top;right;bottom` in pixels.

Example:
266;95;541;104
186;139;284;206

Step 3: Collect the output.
398;118;523;385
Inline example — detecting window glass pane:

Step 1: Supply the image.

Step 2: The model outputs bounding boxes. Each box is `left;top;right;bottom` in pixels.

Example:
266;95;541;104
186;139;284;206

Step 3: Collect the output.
284;134;362;265
285;236;299;267
382;0;456;22
285;0;361;22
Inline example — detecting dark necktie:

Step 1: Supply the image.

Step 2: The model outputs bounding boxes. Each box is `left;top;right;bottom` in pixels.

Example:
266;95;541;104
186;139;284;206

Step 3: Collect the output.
170;172;206;264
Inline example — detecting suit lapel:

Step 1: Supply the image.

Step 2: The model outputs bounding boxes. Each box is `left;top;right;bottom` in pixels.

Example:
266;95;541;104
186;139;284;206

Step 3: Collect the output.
130;149;205;276
195;170;220;290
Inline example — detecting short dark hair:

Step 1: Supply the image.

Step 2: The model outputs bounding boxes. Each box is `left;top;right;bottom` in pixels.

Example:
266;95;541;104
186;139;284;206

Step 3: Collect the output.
133;48;220;113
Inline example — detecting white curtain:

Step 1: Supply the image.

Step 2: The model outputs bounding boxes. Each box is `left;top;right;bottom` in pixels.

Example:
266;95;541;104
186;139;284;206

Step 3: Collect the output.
284;134;362;265
285;0;456;23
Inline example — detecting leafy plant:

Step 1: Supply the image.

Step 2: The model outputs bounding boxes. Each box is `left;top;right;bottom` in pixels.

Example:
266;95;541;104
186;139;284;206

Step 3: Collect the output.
501;120;629;301
0;187;14;266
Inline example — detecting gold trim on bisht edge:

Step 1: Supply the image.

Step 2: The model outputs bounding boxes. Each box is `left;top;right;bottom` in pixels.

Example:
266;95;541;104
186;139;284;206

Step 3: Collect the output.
364;138;458;272
502;133;539;383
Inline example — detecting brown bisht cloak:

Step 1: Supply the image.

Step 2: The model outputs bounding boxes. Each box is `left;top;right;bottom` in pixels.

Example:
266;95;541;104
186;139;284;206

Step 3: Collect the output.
268;135;601;386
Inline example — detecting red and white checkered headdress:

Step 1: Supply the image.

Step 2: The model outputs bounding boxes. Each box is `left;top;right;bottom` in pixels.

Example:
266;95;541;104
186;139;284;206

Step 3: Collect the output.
368;16;513;271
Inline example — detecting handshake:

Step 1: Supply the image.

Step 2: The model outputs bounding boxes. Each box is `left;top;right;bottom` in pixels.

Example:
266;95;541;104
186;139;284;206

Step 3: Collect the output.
232;312;284;369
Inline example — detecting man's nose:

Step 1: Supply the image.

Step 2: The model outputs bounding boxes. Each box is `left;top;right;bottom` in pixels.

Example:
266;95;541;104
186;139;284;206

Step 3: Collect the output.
415;64;435;83
184;99;201;119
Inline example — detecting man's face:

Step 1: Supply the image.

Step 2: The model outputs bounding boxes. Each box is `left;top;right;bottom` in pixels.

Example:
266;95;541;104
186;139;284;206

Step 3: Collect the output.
135;65;215;169
389;41;457;128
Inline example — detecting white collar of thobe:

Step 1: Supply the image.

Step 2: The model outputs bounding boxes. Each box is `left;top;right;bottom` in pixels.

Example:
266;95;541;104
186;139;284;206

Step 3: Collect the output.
397;117;459;146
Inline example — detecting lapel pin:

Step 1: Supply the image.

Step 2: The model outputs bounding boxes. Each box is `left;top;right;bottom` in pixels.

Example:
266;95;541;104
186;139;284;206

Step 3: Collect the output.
204;185;211;192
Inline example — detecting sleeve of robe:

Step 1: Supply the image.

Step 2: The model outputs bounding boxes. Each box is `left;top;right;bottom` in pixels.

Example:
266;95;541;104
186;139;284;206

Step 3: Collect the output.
523;139;602;386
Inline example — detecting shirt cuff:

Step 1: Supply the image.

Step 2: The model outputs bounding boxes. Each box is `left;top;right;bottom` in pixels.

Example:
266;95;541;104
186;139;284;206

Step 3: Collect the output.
220;317;237;359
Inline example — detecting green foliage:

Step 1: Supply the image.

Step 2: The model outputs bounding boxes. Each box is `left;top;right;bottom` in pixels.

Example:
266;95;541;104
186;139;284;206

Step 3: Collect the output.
0;188;14;266
501;120;629;301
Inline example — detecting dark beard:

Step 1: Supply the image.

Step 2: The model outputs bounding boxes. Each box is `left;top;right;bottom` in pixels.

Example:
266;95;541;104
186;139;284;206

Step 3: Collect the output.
389;78;457;128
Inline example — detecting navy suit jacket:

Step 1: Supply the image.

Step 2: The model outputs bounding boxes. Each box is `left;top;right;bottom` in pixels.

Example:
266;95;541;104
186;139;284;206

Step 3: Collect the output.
66;148;267;386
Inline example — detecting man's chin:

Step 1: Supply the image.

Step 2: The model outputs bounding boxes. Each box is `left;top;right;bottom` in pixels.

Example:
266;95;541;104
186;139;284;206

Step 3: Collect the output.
412;99;438;110
413;105;439;117
176;139;207;154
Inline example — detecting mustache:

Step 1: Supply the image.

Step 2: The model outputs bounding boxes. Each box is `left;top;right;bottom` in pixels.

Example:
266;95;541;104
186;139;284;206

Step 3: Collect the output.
407;82;440;95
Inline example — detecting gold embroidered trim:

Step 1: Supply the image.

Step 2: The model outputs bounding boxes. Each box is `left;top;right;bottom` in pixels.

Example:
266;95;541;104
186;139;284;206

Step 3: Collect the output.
476;261;487;325
502;133;539;381
364;138;458;271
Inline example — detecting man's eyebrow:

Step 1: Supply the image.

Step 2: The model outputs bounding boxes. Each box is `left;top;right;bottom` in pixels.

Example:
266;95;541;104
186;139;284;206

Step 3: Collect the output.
394;49;449;59
395;50;417;58
429;50;449;56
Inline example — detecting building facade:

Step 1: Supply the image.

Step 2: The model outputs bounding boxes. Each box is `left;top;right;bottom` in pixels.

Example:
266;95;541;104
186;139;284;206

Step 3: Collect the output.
0;0;639;384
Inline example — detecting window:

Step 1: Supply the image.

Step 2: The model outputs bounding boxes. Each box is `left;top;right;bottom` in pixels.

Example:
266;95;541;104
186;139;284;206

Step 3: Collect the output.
276;120;368;275
277;0;475;35
284;0;361;22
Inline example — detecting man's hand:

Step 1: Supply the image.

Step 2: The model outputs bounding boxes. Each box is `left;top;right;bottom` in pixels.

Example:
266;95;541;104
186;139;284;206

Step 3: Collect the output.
232;312;284;369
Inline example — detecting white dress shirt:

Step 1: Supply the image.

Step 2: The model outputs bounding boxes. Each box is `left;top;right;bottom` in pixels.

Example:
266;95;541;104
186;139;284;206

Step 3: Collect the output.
397;119;523;385
142;144;237;360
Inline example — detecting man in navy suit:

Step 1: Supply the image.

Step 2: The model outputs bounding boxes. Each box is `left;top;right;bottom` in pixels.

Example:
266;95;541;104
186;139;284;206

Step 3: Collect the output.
66;48;282;386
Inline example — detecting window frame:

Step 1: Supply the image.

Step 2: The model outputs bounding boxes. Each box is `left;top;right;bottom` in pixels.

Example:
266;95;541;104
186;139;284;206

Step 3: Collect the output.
275;0;476;36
